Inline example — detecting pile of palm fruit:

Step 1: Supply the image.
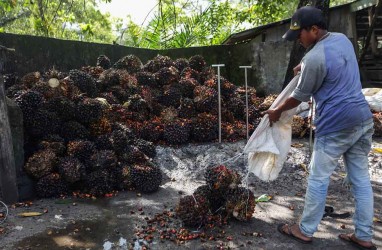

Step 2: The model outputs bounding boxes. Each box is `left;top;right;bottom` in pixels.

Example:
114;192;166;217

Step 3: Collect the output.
176;165;256;227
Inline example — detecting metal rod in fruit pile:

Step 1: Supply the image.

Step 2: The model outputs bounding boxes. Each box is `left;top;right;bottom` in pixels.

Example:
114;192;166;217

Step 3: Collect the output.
240;66;252;141
212;64;225;143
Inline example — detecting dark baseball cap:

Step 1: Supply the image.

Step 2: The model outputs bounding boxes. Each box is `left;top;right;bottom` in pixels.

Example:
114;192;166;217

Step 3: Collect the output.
283;6;325;41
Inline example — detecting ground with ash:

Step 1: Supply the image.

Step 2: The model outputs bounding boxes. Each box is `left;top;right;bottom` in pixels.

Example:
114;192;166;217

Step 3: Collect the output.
0;137;381;250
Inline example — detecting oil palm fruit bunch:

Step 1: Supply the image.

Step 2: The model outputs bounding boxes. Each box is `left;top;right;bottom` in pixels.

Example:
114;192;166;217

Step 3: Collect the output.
163;119;192;145
113;55;143;74
205;165;242;195
124;94;150;119
136;71;157;87
57;156;86;184
248;105;261;125
130;162;162;193
154;66;179;87
107;85;130;103
194;185;225;214
178;98;197;119
99;92;120;105
85;169;113;196
176;194;211;227
20;71;41;88
153;55;174;69
120;164;133;190
119;71;138;91
96;55;111;70
159;84;182;107
193;86;218;114
24;109;61;138
89;117;112;137
373;112;382;137
191;113;218;142
139;118;164;143
189;55;206;72
68;69;98;98
259;94;278;111
204;75;236;98
15;90;45;112
94;134;113;151
36;173;68;198
67;140;95;164
180;67;200;82
44;96;76;121
89;150;118;171
6;84;25;99
178;78;198;98
37;138;66;156
120;145;148;164
81;66;104;79
3;73;17;89
98;69;122;90
225;187;256;222
174;58;189;72
132;138;156;159
75;97;105;124
292;115;307;138
59;121;90;142
24;149;58;179
226;96;245;120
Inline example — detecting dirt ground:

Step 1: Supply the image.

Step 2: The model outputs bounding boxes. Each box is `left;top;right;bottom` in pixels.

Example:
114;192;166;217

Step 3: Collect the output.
0;137;381;250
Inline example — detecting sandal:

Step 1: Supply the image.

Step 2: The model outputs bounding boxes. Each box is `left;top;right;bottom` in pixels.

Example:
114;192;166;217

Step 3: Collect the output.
338;234;376;250
277;224;312;244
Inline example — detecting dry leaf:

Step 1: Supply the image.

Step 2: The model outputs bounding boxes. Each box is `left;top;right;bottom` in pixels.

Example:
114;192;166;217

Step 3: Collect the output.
18;212;43;217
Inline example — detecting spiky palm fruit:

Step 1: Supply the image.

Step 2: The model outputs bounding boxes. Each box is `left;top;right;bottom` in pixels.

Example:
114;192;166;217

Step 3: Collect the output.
85;169;113;196
120;145;148;164
80;66;104;79
132;138;156;158
44;96;76;121
120;165;133;190
124;94;150;117
205;165;242;194
119;72;138;91
225;187;256;222
163;119;192;145
189;55;206;72
193;86;219;114
38;139;66;156
176;194;211;227
94;134;113;150
154;66;179;87
15;90;45;112
131;162;162;193
20;71;41;88
373;112;382;137
204;76;237;98
113;55;143;74
160;106;179;123
178;78;198;98
158;84;182;107
226;96;245;120
75;97;105;124
89;117;112;137
174;58;189;72
36;173;68;198
221;108;235;123
145;55;174;71
69;69;98;97
3;73;17;89
248;105;261;125
67;140;95;163
191;113;218;142
98;68;122;90
222;121;248;142
139;118;164;143
89;150;118;171
6;84;26;99
199;66;215;84
180;67;200;82
194;185;225;214
99;92;120;105
107;85;130;103
59;121;90;141
97;55;111;70
143;59;162;73
178;98;197;119
24;109;61;138
24;150;57;179
292;115;307;138
235;86;258;105
31;80;66;100
135;71;156;87
258;94;278;111
57;157;86;183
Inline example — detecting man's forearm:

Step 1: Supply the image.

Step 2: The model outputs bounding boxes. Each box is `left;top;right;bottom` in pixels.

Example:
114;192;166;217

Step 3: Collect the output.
275;96;302;113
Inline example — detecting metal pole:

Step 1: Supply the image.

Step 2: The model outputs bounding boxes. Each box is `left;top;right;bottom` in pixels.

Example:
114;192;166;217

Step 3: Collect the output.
239;66;252;141
212;64;225;144
309;97;315;157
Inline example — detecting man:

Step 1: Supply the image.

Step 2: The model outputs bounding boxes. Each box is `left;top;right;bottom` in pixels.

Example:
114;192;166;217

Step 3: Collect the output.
264;6;376;250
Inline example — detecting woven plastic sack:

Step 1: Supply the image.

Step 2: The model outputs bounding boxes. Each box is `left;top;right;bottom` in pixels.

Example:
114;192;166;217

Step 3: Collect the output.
244;75;300;181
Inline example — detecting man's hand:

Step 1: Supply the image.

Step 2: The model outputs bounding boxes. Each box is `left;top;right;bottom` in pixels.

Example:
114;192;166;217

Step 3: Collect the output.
261;108;282;127
293;63;301;76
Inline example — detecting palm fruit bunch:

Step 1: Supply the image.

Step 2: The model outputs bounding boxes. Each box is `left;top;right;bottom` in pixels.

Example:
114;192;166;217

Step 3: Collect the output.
158;84;182;107
6;84;25;99
132;138;156;159
193;86;219;114
85;169;113;196
57;157;85;184
44;96;76;121
80;66;104;79
248;105;262;127
192;113;218;142
75;97;105;124
258;94;278;111
59;121;90;141
178;78;198;98
163;119;192;145
130;162;162;193
120;145;148;164
194;185;225;214
205;165;242;195
178;98;197;119
174;58;189;72
176;194;211;227
139;118;164;143
124;94;150;120
89;150;118;171
226;96;245;120
3;73;17;89
24;150;58;179
189;55;206;72
36;173;68;198
37;137;66;156
15;90;45;113
20;71;41;88
292;115;307;138
96;55;111;70
204;75;236;98
180;67;200;82
113;55;143;74
99;92;120;105
67;140;95;164
222;121;248;142
136;71;157;87
108;85;130;103
373;112;382;137
119;71;138;92
24;109;61;138
89;117;112;137
154;66;179;87
68;69;98;97
225;187;256;221
98;69;122;90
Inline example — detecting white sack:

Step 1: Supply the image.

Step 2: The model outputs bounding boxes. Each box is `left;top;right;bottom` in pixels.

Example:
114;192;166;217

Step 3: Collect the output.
244;75;301;181
363;88;382;112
